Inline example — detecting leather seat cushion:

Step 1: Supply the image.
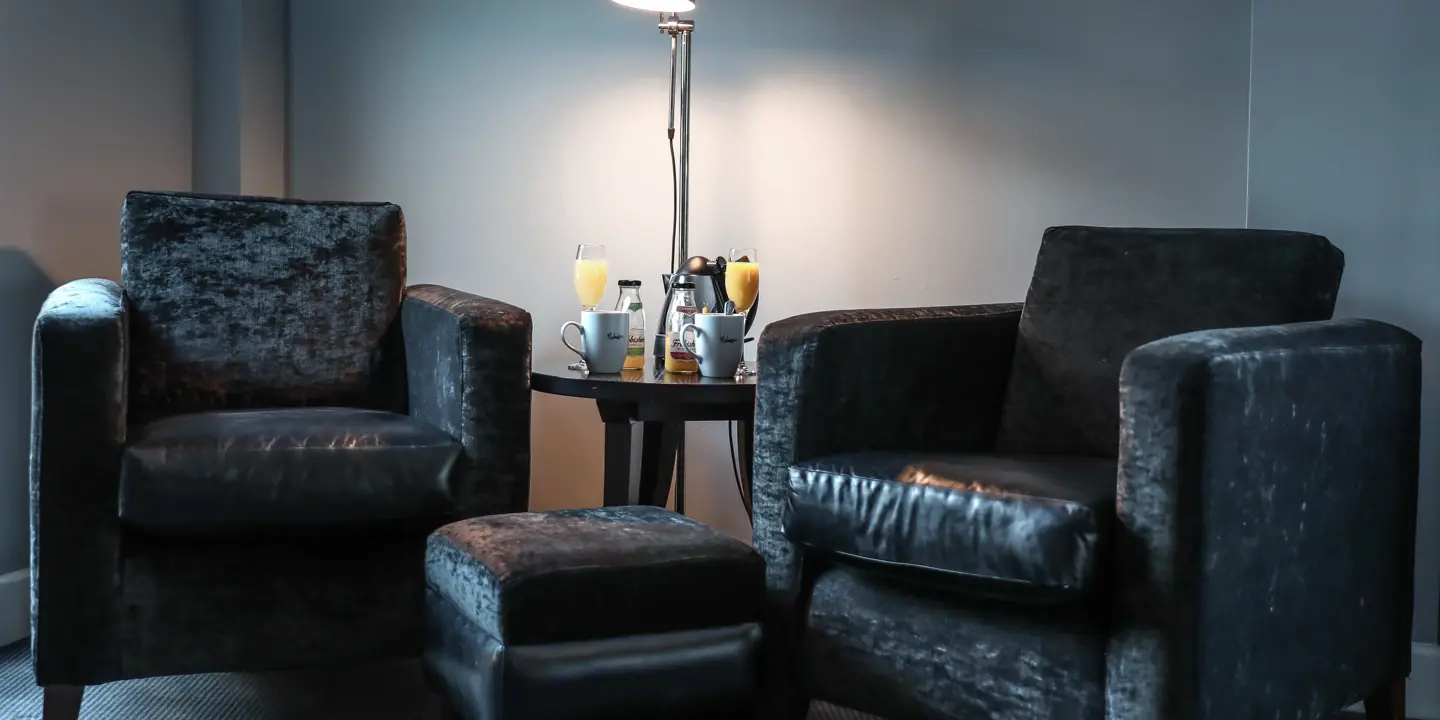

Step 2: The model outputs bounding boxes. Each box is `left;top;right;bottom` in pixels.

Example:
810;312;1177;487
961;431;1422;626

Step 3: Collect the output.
120;408;465;535
784;452;1117;601
426;506;765;646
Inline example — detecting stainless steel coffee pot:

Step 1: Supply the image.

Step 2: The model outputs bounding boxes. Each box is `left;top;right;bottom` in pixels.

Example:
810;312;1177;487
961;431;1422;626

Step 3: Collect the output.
652;256;760;363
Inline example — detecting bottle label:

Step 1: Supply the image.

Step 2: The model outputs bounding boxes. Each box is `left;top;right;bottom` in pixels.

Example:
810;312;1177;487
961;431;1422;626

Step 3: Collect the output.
667;306;697;361
627;328;645;357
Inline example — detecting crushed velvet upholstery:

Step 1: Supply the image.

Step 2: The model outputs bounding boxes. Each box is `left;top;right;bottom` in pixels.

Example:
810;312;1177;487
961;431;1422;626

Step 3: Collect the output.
1107;319;1419;719
403;284;533;517
121;191;409;423
30;192;533;689
120;408;464;535
754;227;1421;719
424;507;766;719
997;226;1343;457
427;506;764;645
754;304;1023;604
30;279;128;684
804;563;1107;720
120;531;428;679
426;593;764;720
752;303;1022;719
785;453;1116;601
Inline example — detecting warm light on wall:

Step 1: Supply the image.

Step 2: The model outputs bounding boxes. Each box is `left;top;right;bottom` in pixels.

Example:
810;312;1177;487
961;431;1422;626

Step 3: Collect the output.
607;0;696;275
611;0;696;12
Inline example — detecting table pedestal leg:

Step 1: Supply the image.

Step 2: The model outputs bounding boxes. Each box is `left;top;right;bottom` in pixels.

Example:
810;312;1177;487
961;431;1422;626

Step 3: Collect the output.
598;401;636;507
638;421;681;508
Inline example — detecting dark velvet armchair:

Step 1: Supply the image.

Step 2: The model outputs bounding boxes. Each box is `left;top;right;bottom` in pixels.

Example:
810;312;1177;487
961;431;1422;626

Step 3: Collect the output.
30;192;532;718
755;227;1420;720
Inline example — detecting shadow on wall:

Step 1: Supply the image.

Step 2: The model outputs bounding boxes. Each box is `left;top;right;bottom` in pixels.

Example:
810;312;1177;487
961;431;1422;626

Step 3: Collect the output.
0;250;54;574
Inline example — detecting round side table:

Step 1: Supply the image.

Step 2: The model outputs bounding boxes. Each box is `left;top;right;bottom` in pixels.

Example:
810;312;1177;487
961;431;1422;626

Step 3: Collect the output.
532;360;756;516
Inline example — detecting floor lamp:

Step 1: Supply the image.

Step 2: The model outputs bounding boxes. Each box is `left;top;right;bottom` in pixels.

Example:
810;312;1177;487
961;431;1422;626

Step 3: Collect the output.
610;0;702;516
609;0;696;273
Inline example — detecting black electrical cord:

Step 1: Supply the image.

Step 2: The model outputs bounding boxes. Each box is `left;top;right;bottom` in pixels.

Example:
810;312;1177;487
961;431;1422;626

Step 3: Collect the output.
728;422;740;497
730;422;752;521
668;129;679;271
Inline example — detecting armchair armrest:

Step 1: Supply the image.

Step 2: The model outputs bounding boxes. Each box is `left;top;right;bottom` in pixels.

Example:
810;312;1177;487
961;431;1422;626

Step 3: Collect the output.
402;285;532;516
1108;319;1420;718
752;303;1022;598
30;279;128;684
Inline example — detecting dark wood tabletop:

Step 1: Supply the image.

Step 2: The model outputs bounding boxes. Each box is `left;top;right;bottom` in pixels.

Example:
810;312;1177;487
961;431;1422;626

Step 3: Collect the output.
531;360;756;404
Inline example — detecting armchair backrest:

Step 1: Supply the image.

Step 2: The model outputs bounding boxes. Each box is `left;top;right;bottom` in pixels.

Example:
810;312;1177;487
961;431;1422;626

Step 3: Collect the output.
121;191;408;423
995;226;1344;458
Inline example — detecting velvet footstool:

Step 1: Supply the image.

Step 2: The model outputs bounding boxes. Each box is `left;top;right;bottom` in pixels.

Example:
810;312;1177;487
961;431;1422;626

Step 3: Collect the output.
423;506;766;720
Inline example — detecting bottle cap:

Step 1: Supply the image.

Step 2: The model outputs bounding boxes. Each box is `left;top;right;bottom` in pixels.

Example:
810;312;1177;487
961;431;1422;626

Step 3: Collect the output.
671;281;695;289
618;280;642;287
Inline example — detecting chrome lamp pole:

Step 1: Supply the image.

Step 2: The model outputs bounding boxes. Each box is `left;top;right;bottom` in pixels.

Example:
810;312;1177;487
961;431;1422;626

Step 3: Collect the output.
662;14;694;271
610;0;700;515
611;0;696;272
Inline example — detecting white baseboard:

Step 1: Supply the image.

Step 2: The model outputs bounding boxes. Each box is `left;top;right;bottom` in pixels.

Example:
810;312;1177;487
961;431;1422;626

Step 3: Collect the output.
0;568;28;647
1342;642;1440;718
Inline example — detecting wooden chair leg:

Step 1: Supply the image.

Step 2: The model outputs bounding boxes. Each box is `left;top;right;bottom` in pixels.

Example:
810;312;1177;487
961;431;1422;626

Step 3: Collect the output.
1365;678;1405;720
43;685;84;720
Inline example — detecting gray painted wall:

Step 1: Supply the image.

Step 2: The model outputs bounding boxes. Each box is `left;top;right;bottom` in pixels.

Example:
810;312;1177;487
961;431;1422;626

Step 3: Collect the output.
194;0;242;193
195;0;289;196
0;1;193;574
1249;0;1440;642
241;0;289;197
290;0;1253;538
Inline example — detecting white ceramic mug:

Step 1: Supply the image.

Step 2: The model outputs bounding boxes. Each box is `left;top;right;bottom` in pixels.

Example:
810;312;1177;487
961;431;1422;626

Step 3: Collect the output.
680;313;746;378
562;311;630;374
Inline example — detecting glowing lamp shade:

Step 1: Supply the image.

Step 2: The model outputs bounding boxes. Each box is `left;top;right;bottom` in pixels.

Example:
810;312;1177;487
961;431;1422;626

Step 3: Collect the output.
611;0;695;12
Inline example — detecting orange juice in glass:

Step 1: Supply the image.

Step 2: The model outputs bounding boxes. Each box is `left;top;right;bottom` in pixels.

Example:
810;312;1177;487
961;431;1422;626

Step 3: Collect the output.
574;245;608;310
727;248;759;377
725;259;759;314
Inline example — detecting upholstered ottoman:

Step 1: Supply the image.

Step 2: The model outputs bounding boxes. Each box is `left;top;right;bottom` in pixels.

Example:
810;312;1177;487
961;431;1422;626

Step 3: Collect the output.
423;506;766;720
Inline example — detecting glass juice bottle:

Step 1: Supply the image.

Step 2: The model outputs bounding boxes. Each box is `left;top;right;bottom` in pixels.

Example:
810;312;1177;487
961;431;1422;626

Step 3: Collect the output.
664;282;699;374
615;280;646;370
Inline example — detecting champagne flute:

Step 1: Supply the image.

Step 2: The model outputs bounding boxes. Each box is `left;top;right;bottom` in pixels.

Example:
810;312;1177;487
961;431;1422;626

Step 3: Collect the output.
574;245;608;310
726;248;759;377
571;245;608;369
